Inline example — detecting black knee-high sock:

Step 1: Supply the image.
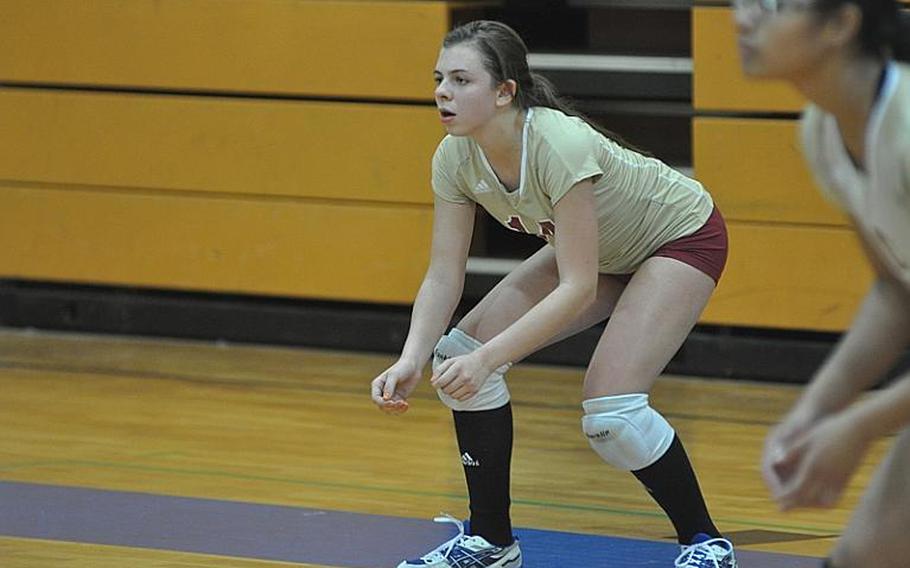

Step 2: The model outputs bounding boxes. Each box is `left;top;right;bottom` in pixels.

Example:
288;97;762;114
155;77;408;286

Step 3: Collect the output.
632;434;720;544
452;403;513;546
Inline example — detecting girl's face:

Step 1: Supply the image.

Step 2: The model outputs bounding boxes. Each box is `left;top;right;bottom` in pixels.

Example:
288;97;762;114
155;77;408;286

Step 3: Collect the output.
734;1;833;80
433;43;508;136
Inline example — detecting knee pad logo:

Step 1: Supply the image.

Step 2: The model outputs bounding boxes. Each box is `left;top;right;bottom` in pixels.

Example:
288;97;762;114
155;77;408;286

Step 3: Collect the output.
581;399;675;471
585;429;611;441
433;348;452;364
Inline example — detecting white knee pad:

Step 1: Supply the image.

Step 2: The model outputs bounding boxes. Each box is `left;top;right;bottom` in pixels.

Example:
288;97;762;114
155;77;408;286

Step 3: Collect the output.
581;393;675;471
432;328;511;411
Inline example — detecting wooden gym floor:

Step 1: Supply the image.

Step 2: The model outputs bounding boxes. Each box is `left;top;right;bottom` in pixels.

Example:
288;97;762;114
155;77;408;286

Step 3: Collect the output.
0;328;891;567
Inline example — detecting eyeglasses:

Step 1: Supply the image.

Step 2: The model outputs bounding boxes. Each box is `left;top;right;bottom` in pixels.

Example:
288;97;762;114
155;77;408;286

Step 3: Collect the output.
732;0;813;15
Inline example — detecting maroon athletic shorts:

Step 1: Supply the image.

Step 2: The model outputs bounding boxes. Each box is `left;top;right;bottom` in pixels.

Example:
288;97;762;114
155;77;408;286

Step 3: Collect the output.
615;206;728;285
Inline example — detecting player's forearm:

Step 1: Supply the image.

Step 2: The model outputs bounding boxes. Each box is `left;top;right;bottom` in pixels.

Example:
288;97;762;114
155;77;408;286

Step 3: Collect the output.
845;371;910;441
475;280;596;371
801;278;910;417
400;272;465;366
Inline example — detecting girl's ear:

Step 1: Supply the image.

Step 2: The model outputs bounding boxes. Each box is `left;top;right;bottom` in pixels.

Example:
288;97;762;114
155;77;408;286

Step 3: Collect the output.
496;79;518;107
820;3;863;51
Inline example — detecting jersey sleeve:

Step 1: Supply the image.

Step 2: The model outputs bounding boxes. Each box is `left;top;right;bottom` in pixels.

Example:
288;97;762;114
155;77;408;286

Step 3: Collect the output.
538;122;604;205
799;105;846;211
431;137;471;205
901;138;910;199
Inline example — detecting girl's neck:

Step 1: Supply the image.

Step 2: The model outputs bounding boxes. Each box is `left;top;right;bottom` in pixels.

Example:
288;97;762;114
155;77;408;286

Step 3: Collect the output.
794;53;885;151
472;107;527;166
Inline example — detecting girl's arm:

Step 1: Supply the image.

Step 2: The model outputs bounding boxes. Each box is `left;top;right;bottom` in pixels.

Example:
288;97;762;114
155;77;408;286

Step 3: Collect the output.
370;197;475;412
470;178;600;372
764;275;910;496
847;369;910;440
400;197;476;367
795;276;910;422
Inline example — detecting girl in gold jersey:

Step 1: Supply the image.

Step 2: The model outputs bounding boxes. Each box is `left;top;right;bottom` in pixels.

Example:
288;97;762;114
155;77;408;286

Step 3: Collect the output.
371;20;735;568
735;1;910;567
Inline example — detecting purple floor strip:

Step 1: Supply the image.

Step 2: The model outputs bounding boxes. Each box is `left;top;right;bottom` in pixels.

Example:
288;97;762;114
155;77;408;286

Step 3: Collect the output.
0;481;820;567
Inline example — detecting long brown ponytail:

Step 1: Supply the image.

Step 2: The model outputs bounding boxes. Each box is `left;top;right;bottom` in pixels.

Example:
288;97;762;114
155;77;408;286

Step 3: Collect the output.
443;20;648;153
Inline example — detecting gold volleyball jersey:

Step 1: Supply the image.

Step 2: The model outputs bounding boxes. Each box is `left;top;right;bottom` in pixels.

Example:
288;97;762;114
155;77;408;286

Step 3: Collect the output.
432;106;714;274
801;62;910;288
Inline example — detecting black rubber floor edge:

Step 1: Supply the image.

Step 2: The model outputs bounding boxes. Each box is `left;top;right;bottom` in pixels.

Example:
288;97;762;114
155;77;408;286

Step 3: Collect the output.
2;279;907;384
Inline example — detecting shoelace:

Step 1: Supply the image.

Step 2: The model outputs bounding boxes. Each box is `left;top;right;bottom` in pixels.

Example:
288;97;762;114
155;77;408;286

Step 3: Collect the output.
418;514;470;563
674;538;733;568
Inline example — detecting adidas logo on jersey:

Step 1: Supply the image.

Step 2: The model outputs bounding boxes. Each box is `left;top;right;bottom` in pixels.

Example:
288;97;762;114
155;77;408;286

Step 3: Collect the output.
474;180;492;194
461;452;480;467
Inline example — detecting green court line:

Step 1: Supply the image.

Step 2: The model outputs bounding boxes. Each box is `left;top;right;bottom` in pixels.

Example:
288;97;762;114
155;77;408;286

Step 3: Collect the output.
0;457;842;536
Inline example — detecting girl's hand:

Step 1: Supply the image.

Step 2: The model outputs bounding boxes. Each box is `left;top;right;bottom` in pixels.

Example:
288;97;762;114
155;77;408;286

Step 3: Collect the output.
762;403;819;496
430;353;494;401
770;412;872;510
370;359;423;415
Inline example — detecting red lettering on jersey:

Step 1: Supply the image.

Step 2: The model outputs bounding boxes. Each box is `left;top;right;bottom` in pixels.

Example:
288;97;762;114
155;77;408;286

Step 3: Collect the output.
505;216;557;242
539;219;556;241
506;215;529;233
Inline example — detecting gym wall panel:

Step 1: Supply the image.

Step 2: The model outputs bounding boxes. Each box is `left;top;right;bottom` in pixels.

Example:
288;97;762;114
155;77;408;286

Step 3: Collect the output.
0;184;432;303
693;6;804;112
0;0;465;304
702;222;874;331
0;0;451;101
0;88;441;205
694;117;847;225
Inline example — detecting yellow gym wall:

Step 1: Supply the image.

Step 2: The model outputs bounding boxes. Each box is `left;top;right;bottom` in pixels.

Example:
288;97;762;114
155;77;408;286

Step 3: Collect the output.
2;1;906;330
0;0;459;303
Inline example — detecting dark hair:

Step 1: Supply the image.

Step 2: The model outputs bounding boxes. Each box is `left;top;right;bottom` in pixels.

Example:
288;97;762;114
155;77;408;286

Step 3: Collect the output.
814;0;910;61
443;20;647;153
896;10;910;61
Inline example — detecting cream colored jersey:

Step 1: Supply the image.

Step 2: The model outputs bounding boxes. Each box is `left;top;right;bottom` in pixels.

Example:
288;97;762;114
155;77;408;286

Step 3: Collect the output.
801;62;910;289
432;107;714;274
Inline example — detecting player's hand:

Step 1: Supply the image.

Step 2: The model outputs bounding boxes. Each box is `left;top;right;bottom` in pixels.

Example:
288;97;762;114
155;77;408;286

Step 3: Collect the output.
770;412;871;511
370;359;422;415
430;353;493;401
762;403;819;496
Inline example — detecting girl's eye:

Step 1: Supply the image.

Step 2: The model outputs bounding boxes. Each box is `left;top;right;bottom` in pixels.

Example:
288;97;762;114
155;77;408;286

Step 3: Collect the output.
455;77;468;85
